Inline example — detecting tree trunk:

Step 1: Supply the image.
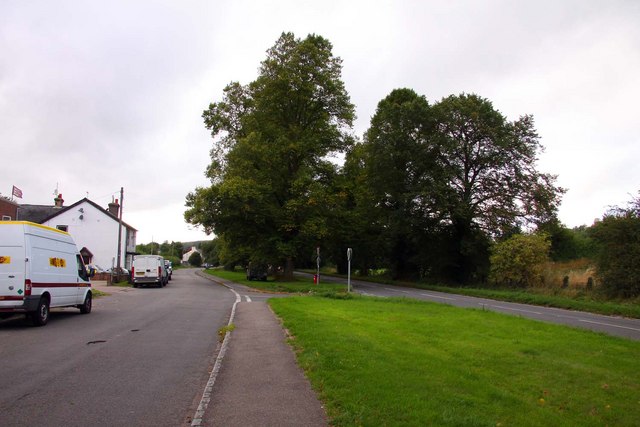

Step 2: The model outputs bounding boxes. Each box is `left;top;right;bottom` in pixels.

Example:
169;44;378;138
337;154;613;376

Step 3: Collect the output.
283;257;295;281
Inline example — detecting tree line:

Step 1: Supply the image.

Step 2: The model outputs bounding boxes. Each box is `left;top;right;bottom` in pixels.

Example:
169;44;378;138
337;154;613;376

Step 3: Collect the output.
184;32;639;297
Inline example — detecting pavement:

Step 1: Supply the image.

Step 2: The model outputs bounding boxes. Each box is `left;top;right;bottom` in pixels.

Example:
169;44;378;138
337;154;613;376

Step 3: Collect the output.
202;302;327;426
95;273;327;426
192;272;327;426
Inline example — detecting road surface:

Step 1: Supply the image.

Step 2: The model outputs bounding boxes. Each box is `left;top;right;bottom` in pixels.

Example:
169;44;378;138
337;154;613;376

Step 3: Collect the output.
0;268;234;427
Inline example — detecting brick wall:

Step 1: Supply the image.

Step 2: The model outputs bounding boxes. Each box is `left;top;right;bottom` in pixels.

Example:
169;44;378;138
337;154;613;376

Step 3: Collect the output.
0;199;18;220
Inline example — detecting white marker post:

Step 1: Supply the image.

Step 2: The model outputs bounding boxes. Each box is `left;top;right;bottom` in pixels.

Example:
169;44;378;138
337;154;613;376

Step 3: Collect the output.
347;247;352;293
316;247;320;286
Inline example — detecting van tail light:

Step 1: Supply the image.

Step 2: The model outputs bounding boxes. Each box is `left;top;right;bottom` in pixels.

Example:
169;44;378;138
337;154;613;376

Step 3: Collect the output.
25;279;32;296
131;266;134;278
158;266;161;277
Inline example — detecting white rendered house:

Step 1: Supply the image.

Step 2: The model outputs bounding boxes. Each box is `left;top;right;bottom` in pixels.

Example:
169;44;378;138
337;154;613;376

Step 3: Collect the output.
19;195;137;270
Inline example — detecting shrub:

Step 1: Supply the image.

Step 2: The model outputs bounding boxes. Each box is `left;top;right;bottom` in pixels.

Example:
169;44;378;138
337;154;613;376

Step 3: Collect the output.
489;233;551;287
591;198;640;298
188;251;203;267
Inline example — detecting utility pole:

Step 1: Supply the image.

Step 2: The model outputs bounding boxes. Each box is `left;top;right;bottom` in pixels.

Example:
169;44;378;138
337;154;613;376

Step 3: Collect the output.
116;187;124;271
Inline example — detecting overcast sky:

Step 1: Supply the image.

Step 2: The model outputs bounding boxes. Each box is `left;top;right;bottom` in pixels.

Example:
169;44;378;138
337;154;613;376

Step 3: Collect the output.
1;0;638;244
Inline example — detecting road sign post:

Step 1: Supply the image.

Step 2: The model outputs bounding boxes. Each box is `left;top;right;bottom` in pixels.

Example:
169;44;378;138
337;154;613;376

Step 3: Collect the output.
347;248;352;293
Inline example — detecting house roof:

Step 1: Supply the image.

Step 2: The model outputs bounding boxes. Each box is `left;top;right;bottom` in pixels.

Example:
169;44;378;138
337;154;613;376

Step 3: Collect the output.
17;205;60;223
18;198;137;231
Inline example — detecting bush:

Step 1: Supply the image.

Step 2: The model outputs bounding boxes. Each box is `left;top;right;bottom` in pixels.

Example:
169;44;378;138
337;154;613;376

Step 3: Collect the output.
591;201;640;298
188;251;203;267
489;233;551;287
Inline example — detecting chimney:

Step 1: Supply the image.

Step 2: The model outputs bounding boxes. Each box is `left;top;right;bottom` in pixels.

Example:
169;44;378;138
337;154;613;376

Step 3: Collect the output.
107;199;120;216
54;194;64;208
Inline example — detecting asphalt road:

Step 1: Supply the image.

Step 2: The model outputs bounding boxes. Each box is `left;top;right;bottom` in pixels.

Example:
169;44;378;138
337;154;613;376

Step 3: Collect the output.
0;268;235;427
309;273;640;341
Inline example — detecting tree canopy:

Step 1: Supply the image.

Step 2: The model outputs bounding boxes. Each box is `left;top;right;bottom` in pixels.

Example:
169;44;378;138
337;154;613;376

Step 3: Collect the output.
350;91;563;282
186;32;565;285
185;32;355;278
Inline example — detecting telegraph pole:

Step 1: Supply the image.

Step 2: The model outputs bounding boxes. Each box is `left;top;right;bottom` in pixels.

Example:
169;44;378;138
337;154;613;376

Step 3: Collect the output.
116;187;124;271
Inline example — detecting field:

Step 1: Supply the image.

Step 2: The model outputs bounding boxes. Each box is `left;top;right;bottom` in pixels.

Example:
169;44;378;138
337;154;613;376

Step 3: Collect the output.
270;295;640;426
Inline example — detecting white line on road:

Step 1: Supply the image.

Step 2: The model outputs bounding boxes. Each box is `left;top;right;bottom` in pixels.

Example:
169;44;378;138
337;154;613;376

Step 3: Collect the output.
578;319;640;332
485;305;543;315
244;295;252;302
387;288;412;294
419;293;456;301
360;292;383;297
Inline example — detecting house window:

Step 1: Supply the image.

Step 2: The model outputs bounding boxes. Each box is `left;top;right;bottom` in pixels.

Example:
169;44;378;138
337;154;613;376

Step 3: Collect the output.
1;215;11;221
57;225;68;232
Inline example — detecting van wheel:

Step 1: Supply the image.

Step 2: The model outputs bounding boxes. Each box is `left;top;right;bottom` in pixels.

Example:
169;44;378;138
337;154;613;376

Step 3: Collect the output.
79;292;92;314
31;297;50;326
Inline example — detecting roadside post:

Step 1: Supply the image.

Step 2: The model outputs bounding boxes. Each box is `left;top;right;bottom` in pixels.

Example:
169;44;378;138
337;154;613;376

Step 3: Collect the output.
316;247;320;285
347;247;352;293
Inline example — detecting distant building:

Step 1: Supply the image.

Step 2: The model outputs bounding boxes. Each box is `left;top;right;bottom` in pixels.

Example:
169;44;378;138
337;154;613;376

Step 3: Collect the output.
182;246;203;264
17;194;137;270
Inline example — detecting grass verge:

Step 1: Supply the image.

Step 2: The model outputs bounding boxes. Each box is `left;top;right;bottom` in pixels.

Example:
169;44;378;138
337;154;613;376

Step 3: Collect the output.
91;289;108;298
270;295;640;426
204;269;346;294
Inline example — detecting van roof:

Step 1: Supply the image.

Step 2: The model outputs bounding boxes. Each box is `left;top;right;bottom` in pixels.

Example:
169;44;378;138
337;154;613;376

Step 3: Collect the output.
0;220;70;236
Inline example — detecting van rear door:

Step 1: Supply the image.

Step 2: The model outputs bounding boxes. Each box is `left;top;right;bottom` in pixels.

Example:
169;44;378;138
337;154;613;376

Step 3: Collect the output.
0;245;25;304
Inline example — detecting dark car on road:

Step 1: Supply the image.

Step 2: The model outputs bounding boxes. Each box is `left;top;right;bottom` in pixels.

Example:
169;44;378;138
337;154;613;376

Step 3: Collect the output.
246;263;269;281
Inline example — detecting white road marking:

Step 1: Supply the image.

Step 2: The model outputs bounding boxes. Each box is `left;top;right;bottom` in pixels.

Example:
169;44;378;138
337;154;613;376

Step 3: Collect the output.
486;305;543;315
360;292;382;297
244;295;252;302
419;293;456;301
578;319;640;332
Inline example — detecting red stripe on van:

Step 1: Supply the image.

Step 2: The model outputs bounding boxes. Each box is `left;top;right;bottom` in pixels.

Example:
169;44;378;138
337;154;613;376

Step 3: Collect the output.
0;296;24;301
31;283;91;288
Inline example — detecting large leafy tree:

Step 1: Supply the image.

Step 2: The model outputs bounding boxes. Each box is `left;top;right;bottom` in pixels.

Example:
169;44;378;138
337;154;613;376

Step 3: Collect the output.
185;33;355;279
359;88;442;279
432;94;564;283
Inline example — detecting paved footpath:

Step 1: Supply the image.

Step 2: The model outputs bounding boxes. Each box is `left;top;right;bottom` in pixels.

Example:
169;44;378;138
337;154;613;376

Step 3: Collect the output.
203;301;327;427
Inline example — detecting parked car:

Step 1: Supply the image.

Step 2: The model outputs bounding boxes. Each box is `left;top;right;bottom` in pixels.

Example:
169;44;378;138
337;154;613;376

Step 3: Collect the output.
0;221;93;326
246;262;269;281
132;255;168;288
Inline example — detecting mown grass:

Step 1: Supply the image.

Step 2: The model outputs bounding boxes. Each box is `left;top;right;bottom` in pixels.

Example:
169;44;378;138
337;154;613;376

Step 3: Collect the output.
204;268;346;294
270;295;640;426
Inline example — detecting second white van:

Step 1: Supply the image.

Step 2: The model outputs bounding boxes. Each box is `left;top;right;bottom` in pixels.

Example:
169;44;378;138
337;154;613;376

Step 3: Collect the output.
131;255;168;288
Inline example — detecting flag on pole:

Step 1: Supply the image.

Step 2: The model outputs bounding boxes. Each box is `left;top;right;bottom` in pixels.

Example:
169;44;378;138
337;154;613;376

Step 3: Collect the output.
12;185;23;199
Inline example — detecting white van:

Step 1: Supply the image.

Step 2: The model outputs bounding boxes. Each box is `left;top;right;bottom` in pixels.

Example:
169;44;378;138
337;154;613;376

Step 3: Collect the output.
0;221;93;326
132;255;168;288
